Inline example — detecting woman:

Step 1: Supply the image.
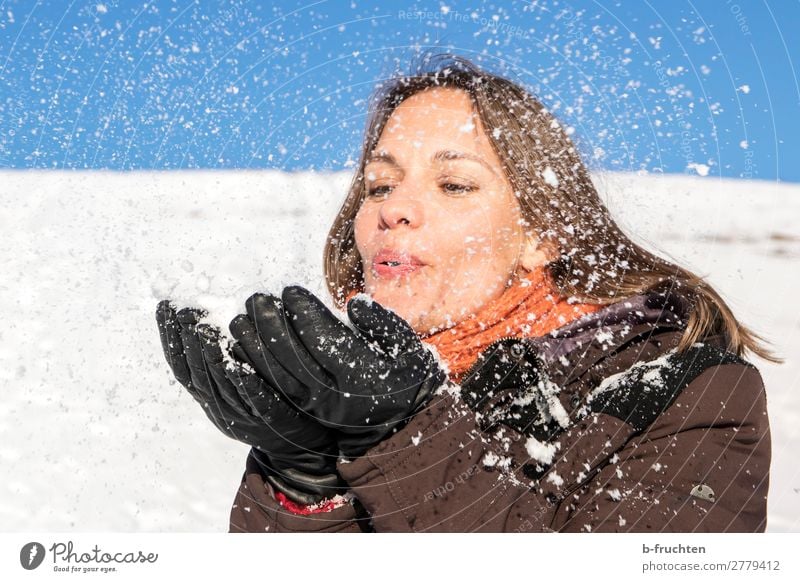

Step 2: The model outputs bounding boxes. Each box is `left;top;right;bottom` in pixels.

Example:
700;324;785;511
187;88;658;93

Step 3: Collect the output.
156;54;773;532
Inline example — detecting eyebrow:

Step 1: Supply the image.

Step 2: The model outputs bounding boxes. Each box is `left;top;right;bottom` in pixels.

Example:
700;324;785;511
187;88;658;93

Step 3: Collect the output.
366;149;497;176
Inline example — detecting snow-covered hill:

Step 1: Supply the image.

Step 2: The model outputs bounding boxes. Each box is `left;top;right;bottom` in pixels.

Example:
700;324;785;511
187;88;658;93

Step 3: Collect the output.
1;170;797;531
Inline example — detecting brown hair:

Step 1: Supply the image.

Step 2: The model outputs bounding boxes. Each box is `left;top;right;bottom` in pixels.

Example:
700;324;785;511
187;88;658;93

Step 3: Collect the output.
323;52;779;363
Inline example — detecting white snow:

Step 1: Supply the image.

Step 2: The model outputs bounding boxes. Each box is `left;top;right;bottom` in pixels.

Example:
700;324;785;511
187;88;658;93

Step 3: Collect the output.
482;451;500;467
588;350;676;401
541;167;559;188
525;436;559;465
546;471;564;487
686;162;710;177
1;169;798;532
458;120;476;133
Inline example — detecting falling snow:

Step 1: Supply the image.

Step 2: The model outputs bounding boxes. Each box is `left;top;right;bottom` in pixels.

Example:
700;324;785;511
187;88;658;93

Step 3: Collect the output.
0;0;796;533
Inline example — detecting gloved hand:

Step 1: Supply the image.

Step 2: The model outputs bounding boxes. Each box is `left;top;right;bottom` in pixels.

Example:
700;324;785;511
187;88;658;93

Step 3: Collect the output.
230;287;447;458
155;300;343;505
584;348;698;434
462;338;698;441
460;339;569;441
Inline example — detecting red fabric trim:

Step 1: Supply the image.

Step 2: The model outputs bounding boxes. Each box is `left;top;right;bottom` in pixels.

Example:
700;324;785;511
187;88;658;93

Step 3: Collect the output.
274;491;340;515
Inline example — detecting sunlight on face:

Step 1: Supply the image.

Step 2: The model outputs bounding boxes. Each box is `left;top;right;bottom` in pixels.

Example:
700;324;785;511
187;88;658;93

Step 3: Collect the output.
353;87;527;335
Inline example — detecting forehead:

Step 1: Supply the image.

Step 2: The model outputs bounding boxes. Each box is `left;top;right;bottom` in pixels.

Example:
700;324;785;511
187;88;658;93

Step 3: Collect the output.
379;88;486;144
384;88;479;135
394;86;474;113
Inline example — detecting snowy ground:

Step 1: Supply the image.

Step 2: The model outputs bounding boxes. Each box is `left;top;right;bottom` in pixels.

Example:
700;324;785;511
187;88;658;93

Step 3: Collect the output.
1;170;798;532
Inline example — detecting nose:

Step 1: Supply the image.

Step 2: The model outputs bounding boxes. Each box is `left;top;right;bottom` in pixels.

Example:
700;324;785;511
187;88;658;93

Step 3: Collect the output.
378;195;424;230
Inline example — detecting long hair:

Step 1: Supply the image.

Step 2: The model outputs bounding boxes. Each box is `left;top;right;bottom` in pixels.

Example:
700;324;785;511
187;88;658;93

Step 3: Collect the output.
323;52;778;363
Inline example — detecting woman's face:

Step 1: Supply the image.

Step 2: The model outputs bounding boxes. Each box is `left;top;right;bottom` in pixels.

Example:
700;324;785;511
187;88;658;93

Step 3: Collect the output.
353;87;527;335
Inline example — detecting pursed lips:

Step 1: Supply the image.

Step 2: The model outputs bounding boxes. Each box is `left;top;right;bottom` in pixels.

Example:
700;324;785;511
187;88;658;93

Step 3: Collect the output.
372;248;426;278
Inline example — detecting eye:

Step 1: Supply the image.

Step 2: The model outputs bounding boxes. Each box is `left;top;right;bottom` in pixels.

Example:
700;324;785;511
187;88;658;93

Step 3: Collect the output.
367;184;394;198
441;182;476;195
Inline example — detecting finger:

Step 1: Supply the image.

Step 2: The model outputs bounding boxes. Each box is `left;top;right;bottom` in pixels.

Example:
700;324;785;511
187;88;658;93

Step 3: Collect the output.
155;300;192;388
184;332;257;444
178;314;216;399
281;285;373;372
245;293;330;396
196;324;252;417
228;337;255;368
346;294;422;358
224;356;337;441
229;312;312;405
224;364;275;418
225;369;338;470
176;306;207;324
225;367;305;432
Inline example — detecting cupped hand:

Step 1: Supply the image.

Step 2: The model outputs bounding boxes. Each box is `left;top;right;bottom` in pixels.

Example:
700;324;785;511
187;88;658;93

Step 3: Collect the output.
155;300;342;503
231;287;447;458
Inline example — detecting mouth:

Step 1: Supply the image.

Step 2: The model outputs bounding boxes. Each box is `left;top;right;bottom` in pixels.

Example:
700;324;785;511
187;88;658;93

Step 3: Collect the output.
372;249;426;278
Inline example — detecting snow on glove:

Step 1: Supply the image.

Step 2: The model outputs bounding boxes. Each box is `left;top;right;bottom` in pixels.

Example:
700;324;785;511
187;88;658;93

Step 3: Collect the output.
155;300;343;505
583;346;724;434
460;338;570;442
233;287;447;459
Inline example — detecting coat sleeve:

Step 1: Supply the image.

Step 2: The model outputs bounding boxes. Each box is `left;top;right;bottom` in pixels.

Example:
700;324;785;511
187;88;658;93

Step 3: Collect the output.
336;363;771;533
551;363;771;532
336;386;637;532
228;451;366;533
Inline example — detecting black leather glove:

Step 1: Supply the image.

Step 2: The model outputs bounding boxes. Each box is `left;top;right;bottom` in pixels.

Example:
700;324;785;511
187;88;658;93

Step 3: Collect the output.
462;338;704;441
231;287;447;458
460;338;569;441
156;300;343;505
584;345;714;433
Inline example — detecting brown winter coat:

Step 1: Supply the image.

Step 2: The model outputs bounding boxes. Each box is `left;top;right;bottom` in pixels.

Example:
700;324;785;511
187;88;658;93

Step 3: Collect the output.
228;295;771;533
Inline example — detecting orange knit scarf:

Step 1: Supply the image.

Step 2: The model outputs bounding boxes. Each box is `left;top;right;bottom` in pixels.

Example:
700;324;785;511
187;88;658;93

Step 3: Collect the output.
345;266;600;383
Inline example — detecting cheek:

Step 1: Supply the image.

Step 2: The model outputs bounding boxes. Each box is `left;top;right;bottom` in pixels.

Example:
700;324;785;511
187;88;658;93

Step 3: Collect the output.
353;206;375;257
455;198;521;263
487;193;523;253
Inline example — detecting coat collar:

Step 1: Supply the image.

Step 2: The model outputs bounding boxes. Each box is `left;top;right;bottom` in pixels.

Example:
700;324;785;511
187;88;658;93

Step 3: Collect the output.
525;291;690;384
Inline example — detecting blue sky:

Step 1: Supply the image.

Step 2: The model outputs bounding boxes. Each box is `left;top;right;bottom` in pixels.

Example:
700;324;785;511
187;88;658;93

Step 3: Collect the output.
1;0;798;182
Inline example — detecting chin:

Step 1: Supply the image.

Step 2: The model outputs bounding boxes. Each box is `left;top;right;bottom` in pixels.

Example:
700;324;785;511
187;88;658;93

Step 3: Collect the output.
368;289;424;329
371;289;413;316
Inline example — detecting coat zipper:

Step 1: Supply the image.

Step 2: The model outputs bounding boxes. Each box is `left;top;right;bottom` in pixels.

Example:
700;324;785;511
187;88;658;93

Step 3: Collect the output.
457;335;529;384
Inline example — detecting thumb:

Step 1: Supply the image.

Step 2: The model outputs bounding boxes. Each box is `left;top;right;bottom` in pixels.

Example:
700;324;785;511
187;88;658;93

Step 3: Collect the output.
346;295;421;358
